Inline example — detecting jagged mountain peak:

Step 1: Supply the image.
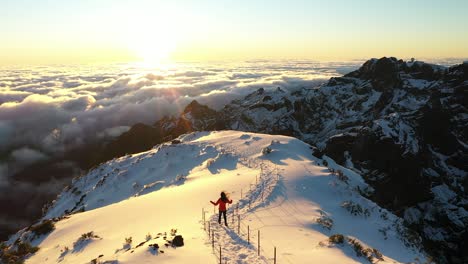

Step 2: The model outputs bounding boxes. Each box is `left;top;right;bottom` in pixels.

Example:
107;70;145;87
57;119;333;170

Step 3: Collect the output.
344;57;447;85
182;100;218;120
182;99;203;113
345;57;403;80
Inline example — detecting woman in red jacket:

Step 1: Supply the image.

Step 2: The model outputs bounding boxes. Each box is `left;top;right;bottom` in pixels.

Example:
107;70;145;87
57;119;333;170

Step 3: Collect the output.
210;192;233;226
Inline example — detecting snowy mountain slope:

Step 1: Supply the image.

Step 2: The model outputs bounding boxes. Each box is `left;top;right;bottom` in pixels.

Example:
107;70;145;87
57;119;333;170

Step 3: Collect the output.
54;58;467;263
5;131;427;264
111;57;464;263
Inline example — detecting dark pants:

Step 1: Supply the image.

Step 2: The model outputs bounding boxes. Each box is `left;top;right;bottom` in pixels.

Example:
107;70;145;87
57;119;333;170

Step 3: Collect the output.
218;210;227;226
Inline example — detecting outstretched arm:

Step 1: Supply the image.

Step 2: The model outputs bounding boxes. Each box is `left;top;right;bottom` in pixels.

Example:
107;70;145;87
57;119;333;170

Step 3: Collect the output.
210;199;219;205
228;199;233;204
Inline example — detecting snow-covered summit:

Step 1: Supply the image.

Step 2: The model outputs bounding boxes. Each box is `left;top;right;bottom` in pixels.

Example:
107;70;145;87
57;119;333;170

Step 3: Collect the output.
5;131;427;264
79;57;466;263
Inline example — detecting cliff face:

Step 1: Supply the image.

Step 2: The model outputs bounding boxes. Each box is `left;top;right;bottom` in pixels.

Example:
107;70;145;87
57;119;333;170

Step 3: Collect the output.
85;57;467;263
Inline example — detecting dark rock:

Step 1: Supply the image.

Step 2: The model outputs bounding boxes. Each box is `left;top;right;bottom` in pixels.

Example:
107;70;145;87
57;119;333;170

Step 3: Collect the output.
372;90;394;115
419;97;459;155
148;243;159;250
182;100;217;120
172;235;184;247
324;133;358;164
374;57;399;81
136;242;146;248
310;146;324;158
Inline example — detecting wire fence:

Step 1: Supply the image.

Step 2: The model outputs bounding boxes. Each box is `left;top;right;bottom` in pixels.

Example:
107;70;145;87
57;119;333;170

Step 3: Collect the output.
201;148;295;264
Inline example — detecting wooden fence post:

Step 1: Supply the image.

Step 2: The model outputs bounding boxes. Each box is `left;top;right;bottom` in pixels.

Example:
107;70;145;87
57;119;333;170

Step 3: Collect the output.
237;215;240;234
208;222;211;237
212;231;215;251
247;225;250;244
219;246;222;264
258;230;260;256
274;246;276;264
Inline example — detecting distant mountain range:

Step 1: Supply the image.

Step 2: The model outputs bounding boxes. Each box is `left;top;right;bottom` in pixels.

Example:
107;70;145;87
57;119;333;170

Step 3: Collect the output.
4;57;467;263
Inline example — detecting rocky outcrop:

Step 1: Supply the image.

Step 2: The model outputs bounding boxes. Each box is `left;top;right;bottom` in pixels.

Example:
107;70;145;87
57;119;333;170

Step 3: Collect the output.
92;100;225;166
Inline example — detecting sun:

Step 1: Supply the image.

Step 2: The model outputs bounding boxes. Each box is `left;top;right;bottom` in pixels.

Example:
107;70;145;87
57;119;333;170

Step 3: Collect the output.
134;37;175;63
128;32;176;64
125;20;178;64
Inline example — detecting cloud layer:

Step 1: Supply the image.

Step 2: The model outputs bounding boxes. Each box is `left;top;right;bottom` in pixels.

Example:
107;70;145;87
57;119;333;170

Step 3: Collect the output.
0;61;362;161
1;60;363;238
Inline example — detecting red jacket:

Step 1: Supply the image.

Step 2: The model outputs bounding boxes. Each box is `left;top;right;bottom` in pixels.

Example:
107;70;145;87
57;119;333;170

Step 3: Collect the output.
211;198;232;211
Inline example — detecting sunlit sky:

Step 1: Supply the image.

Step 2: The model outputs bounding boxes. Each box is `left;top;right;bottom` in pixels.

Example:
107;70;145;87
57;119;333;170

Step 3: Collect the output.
1;0;467;65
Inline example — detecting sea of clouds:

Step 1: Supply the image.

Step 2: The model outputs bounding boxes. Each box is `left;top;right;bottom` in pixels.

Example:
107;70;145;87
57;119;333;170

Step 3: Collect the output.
0;58;462;238
0;60;363;236
0;60;362;179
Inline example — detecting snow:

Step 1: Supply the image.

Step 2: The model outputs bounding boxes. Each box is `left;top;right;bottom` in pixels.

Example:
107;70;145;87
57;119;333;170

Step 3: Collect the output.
17;131;427;264
404;79;434;90
422;168;440;178
372;114;419;154
361;90;382;109
431;184;457;203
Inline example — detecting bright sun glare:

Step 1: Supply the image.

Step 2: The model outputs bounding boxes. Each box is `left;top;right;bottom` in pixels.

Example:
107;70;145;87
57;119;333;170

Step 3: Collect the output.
126;19;178;64
132;36;175;63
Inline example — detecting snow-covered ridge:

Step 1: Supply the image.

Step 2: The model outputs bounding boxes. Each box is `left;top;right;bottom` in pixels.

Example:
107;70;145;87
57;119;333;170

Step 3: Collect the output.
71;57;466;263
5;131;427;264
